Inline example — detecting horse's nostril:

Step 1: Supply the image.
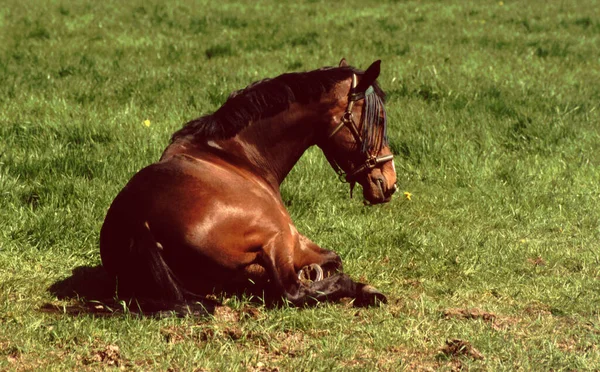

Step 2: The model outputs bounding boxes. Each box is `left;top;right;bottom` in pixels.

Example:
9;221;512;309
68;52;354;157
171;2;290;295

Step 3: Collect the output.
377;178;385;195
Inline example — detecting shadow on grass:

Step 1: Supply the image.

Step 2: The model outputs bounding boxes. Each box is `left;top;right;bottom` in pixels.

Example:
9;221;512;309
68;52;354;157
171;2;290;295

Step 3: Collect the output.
45;266;373;317
45;265;218;317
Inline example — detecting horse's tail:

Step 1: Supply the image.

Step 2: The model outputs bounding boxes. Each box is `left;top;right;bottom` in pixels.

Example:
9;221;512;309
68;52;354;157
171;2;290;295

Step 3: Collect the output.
100;214;221;315
102;219;184;303
130;221;185;302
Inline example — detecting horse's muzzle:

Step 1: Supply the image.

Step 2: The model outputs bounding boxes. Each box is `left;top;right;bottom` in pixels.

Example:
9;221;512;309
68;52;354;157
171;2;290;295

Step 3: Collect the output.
363;174;397;205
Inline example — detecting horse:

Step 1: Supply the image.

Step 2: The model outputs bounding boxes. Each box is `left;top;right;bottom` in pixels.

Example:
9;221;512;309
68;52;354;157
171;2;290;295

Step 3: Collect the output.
100;58;397;308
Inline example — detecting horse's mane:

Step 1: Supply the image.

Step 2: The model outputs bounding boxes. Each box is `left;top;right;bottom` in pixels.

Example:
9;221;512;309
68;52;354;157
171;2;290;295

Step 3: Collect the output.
171;66;386;143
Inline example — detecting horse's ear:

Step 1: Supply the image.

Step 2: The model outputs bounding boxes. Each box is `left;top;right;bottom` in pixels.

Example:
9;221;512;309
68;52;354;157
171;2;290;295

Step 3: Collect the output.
355;60;381;92
339;58;349;67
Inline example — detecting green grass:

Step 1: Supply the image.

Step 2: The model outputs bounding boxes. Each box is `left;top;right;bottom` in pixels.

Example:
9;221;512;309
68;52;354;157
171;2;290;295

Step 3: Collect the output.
1;0;600;370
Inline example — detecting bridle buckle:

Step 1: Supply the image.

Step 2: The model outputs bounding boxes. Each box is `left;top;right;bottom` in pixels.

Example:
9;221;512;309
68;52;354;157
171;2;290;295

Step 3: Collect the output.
365;156;378;169
341;112;353;123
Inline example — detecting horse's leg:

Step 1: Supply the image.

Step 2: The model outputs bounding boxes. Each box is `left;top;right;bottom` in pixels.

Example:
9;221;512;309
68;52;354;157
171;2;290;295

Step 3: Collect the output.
294;234;342;277
263;234;386;307
303;274;387;306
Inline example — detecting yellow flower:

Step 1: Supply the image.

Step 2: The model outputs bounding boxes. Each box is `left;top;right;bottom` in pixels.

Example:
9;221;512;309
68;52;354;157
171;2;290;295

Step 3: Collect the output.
498;1;504;5
403;191;412;201
143;119;151;127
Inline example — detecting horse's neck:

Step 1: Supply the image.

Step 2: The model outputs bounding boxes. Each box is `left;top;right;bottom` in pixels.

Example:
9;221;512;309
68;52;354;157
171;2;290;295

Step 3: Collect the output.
232;104;320;187
162;103;327;190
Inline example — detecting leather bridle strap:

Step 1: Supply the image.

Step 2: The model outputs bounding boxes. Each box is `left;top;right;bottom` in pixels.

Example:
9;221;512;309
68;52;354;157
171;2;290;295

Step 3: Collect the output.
328;85;374;141
345;154;394;181
327;75;394;184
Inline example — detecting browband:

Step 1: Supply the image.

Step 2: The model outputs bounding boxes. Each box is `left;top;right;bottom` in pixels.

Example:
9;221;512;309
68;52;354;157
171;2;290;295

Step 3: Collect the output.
349;86;375;102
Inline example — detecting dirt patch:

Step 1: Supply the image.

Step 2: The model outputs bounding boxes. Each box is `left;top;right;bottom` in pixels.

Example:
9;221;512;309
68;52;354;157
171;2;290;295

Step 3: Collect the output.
271;331;306;357
440;339;484;360
443;308;496;322
380;345;459;371
159;304;263;345
223;326;243;340
339;346;370;369
557;335;598;353
3;352;44;371
161;326;189;344
523;302;553;316
447;359;464;371
527;256;546;266
239;305;263;321
241;330;310;371
249;361;280;372
213;305;240;322
191;324;248;343
583;322;600;335
5;345;21;365
212;304;263;323
442;307;517;331
404;279;423;288
7;355;19;365
83;344;124;367
160;324;236;345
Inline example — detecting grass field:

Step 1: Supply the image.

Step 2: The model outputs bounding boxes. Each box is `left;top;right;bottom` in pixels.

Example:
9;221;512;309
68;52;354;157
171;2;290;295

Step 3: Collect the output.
1;0;600;370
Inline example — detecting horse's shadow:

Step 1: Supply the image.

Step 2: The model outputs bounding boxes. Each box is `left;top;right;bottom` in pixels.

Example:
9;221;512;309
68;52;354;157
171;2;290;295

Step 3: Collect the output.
46;266;217;317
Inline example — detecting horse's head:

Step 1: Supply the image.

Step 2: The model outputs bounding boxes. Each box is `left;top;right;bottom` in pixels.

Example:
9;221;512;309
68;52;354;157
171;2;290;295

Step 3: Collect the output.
320;59;397;205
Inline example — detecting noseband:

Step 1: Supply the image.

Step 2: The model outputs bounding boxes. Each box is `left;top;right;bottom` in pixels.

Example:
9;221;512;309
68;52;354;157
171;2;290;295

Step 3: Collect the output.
327;74;394;186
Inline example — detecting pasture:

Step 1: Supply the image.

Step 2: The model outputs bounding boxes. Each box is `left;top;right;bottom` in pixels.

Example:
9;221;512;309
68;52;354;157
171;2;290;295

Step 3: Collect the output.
1;0;599;370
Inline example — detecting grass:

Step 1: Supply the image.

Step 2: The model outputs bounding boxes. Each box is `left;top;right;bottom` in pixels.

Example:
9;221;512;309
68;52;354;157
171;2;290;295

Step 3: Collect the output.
1;0;600;370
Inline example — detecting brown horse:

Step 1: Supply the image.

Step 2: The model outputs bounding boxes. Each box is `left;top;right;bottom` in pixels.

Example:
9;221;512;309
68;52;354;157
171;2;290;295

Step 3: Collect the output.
100;59;397;307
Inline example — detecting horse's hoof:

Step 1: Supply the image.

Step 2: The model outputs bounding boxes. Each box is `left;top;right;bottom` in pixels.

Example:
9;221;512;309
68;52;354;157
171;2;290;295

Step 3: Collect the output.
298;264;324;284
357;285;387;306
321;255;343;277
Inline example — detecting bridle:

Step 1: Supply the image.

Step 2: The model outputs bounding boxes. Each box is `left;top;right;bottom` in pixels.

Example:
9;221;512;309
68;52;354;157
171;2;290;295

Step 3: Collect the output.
326;74;394;194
